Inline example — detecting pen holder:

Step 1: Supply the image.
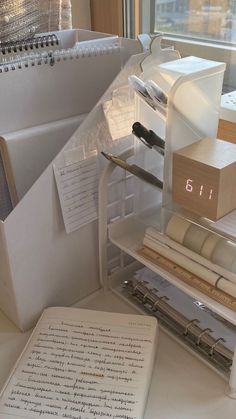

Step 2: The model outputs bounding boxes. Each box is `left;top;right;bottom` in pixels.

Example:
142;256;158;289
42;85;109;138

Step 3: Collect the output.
132;55;225;232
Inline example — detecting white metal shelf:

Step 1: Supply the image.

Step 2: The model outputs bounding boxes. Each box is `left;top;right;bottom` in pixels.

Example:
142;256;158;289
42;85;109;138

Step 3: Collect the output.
108;215;236;327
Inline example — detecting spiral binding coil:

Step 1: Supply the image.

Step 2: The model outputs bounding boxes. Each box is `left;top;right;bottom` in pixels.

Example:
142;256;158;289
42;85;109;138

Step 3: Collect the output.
0;52;54;72
53;41;120;61
0;34;59;55
0;40;120;73
124;278;233;372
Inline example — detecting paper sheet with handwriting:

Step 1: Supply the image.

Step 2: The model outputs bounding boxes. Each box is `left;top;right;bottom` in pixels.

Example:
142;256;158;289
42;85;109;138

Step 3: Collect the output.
0;307;157;419
53;156;98;233
103;86;135;141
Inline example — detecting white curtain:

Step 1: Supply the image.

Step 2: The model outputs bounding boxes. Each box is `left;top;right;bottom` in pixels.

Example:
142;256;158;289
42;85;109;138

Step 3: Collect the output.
0;0;72;43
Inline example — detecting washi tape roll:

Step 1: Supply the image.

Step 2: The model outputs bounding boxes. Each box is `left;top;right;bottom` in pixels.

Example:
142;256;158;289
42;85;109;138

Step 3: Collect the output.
183;224;210;254
165;215;191;244
200;234;221;260
212;239;236;271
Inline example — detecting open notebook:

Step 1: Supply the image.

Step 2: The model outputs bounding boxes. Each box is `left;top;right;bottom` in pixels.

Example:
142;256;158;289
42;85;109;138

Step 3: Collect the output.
0;307;158;419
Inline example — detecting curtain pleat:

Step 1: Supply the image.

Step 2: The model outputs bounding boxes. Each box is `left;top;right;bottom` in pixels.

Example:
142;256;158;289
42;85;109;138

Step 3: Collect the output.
0;0;72;43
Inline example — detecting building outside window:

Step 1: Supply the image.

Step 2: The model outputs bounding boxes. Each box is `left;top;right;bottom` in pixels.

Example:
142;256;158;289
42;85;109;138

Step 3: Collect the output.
154;0;236;43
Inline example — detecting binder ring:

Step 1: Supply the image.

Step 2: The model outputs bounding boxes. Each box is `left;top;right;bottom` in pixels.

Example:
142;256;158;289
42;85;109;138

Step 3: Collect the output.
152;299;160;311
183;319;200;336
142;291;150;303
133;282;140;294
133;281;144;295
209;337;226;356
196;328;213;345
152;295;168;311
160;296;169;302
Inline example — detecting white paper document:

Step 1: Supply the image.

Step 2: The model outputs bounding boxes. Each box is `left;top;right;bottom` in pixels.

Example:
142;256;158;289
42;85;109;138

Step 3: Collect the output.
103;86;135;141
53;156;98;233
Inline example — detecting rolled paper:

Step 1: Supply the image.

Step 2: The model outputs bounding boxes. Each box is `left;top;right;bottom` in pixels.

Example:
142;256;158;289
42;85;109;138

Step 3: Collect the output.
217;277;236;299
144;226;236;300
143;236;219;285
139;245;236;311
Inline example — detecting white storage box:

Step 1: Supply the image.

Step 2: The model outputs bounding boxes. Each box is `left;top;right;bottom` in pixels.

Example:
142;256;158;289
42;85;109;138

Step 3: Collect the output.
0;29;142;331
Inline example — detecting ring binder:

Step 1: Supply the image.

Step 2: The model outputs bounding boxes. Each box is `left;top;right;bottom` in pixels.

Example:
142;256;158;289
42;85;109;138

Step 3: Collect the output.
124;278;233;372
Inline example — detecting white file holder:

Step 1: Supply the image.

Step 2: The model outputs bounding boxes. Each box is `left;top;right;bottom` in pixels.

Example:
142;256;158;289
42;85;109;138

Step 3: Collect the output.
0;30;142;331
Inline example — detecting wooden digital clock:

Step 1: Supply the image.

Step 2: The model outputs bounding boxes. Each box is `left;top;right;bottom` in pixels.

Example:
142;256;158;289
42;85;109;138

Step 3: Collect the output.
172;137;236;220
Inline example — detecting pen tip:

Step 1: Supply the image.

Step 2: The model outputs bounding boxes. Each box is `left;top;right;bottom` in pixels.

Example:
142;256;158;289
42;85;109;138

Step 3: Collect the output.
101;151;112;161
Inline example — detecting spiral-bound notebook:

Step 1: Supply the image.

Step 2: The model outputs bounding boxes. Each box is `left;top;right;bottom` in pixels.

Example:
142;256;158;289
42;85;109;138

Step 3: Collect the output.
0;30;122;134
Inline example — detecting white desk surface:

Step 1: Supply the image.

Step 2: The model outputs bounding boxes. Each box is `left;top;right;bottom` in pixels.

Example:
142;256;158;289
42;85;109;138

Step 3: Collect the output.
1;289;236;419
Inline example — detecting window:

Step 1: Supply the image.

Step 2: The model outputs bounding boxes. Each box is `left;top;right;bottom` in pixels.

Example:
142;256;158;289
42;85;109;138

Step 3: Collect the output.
138;0;236;91
153;0;236;44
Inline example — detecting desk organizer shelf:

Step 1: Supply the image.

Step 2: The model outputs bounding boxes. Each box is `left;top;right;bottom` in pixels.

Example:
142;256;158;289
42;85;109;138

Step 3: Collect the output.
98;53;236;395
99;146;236;394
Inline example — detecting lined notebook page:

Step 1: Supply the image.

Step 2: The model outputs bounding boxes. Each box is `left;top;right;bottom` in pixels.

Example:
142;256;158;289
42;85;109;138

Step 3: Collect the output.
0;307;157;419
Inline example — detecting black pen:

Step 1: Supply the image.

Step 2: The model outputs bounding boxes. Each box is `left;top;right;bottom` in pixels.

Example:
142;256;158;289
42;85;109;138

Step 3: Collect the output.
132;122;165;155
101;151;163;189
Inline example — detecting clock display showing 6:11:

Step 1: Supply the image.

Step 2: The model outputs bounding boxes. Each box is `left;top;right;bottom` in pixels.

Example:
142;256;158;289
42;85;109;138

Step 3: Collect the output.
172;137;236;220
185;178;213;200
